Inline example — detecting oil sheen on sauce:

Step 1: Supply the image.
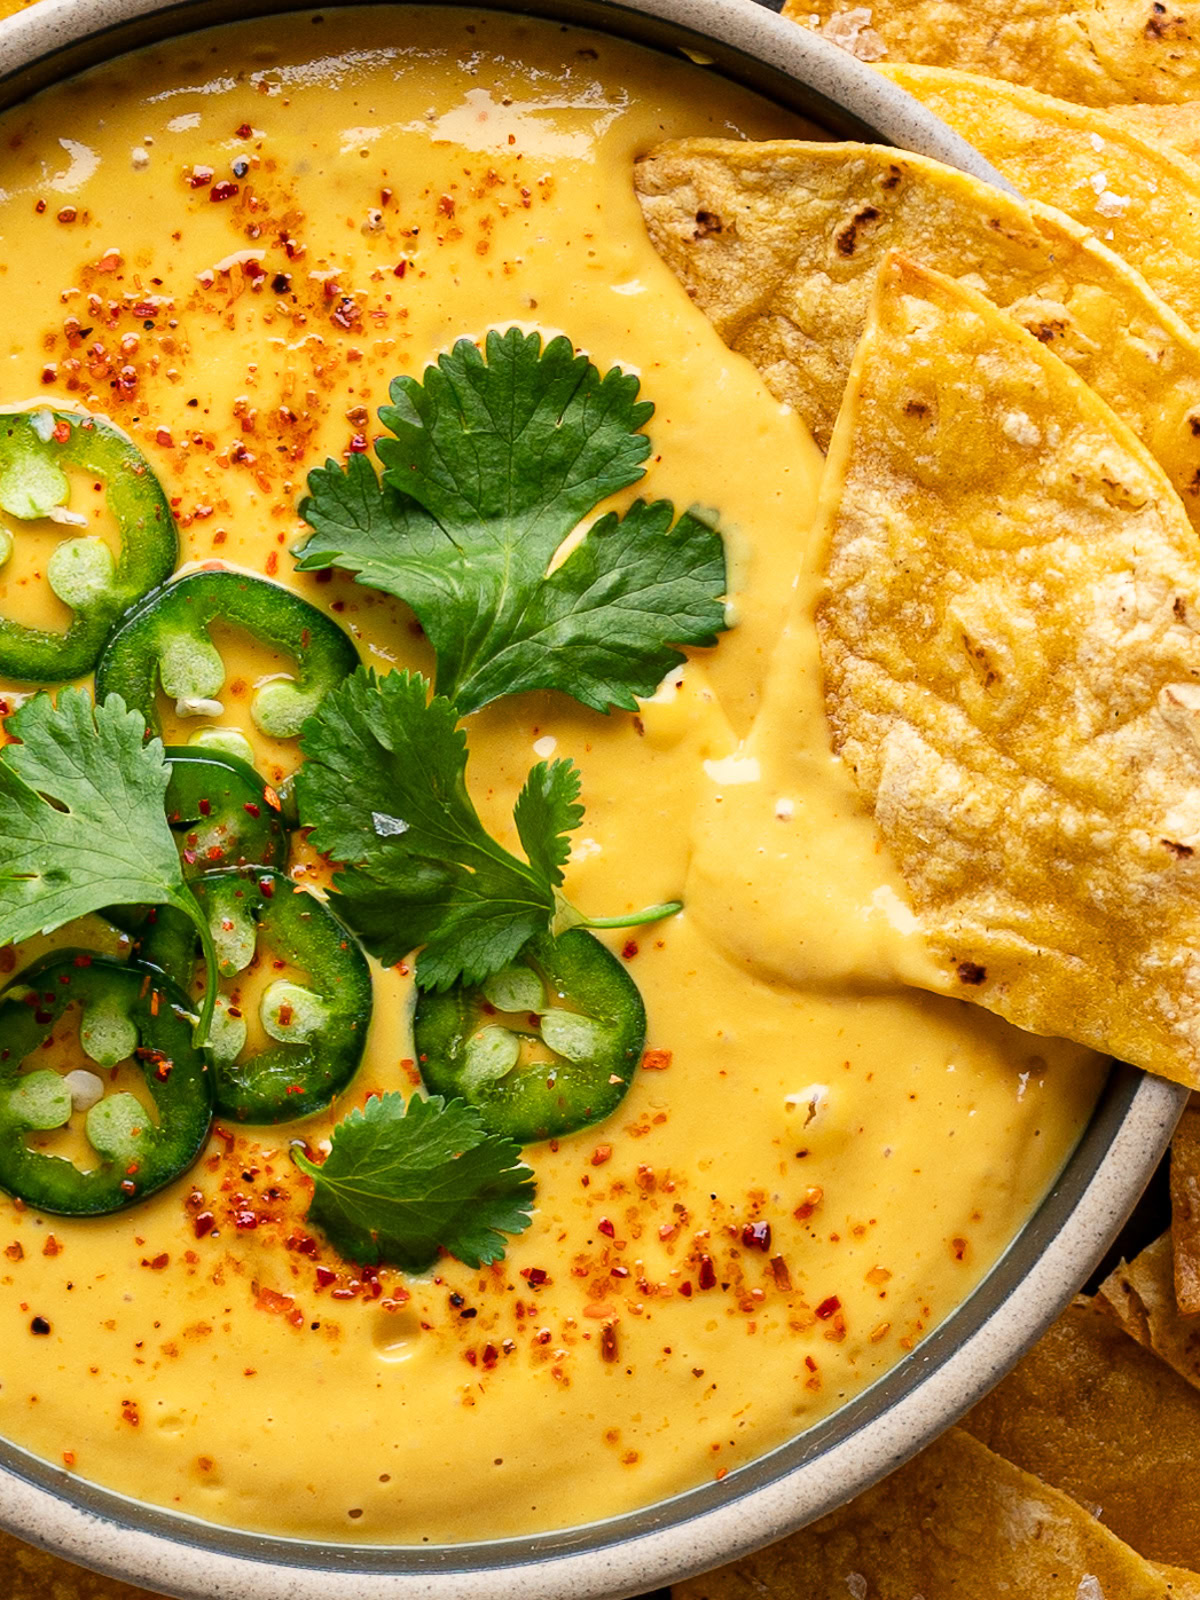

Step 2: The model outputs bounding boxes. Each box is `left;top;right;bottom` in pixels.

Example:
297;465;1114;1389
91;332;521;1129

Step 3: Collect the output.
0;7;1106;1544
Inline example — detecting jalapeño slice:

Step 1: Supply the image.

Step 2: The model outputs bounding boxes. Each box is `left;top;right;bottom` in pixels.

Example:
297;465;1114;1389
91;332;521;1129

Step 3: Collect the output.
0;954;213;1216
94;567;358;739
0;408;178;683
177;868;372;1124
413;929;646;1143
111;746;290;963
165;746;288;874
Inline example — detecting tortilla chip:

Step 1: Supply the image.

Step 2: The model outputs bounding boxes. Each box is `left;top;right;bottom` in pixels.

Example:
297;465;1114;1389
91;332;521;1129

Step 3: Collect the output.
1097;1231;1200;1390
1173;1101;1200;1312
780;0;1200;107
675;1427;1200;1599
1108;102;1200;165
879;64;1200;333
965;1301;1200;1568
635;139;1200;530
0;1528;159;1597
817;253;1200;1088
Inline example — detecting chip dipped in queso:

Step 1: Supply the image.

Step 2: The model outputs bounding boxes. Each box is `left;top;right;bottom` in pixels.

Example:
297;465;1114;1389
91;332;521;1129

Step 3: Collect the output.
0;4;1108;1548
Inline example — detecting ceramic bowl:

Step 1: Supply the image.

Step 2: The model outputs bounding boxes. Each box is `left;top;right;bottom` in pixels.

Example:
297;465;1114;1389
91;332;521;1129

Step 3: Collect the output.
0;2;1186;1596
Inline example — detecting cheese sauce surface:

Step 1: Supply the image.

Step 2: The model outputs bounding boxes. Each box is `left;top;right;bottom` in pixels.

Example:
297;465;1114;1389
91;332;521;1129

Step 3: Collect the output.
0;6;1105;1544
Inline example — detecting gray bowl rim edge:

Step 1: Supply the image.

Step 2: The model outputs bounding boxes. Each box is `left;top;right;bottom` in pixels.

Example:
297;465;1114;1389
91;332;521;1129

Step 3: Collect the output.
0;1;1186;1596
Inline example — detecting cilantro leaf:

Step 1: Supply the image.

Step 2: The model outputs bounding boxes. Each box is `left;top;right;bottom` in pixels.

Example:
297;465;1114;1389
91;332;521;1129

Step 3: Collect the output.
293;1091;535;1271
297;668;681;990
295;668;560;990
0;688;220;1040
513;758;583;887
294;328;728;716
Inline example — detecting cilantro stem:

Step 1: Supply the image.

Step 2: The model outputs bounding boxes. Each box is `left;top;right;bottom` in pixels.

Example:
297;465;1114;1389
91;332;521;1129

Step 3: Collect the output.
553;892;682;935
580;900;683;930
172;890;219;1048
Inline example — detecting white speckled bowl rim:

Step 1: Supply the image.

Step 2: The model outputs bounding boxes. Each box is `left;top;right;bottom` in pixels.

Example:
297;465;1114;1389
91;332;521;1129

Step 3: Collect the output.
0;1;1186;1595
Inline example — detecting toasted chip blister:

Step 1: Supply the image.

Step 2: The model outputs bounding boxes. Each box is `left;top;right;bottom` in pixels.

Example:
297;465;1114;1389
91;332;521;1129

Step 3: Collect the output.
816;253;1200;1089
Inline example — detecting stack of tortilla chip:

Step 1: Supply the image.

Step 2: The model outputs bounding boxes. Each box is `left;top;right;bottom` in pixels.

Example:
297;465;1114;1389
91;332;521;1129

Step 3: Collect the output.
637;5;1200;1591
637;134;1200;1090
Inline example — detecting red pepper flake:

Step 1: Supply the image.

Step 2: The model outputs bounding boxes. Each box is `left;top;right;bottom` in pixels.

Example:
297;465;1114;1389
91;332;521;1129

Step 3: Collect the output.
393;260;407;278
815;1295;841;1320
243;801;261;818
210;180;239;202
235;122;253;138
259;876;275;898
600;1322;619;1363
521;1266;549;1288
140;1253;169;1270
951;1236;968;1262
742;1221;771;1252
263;785;282;813
640;1049;672;1071
198;797;212;817
188;166;213;188
590;1144;612;1167
769;1255;792;1290
71;954;92;968
192;1212;215;1239
437;194;456;217
41;1236;59;1258
621;939;639;961
62;1451;75;1467
347;433;369;453
794;1186;824;1222
234;1210;258;1230
678;1281;693;1298
315;1266;336;1288
482;1342;499;1370
52;420;71;445
155;428;173;447
697;1255;717;1291
597;1217;615;1238
255;1287;293;1315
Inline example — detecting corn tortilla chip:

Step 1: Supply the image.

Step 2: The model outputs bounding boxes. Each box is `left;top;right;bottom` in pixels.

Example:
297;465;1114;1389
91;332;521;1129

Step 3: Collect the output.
817;253;1200;1089
965;1301;1200;1567
1109;102;1200;165
879;64;1200;332
1172;1101;1200;1312
780;0;1200;107
635;139;1200;530
1096;1230;1200;1390
675;1426;1200;1599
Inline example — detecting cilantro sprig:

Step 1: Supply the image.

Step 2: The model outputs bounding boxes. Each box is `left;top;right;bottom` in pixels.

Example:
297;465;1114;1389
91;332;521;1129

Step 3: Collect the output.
296;667;680;991
293;328;728;717
293;1091;535;1271
0;688;220;1042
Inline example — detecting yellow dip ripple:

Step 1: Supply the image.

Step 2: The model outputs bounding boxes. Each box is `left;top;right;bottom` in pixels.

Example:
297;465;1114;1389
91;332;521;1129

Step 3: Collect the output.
0;7;1105;1544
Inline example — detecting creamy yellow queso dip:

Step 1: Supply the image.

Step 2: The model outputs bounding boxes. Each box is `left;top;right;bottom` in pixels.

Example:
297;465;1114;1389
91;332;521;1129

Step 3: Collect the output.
0;6;1105;1544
